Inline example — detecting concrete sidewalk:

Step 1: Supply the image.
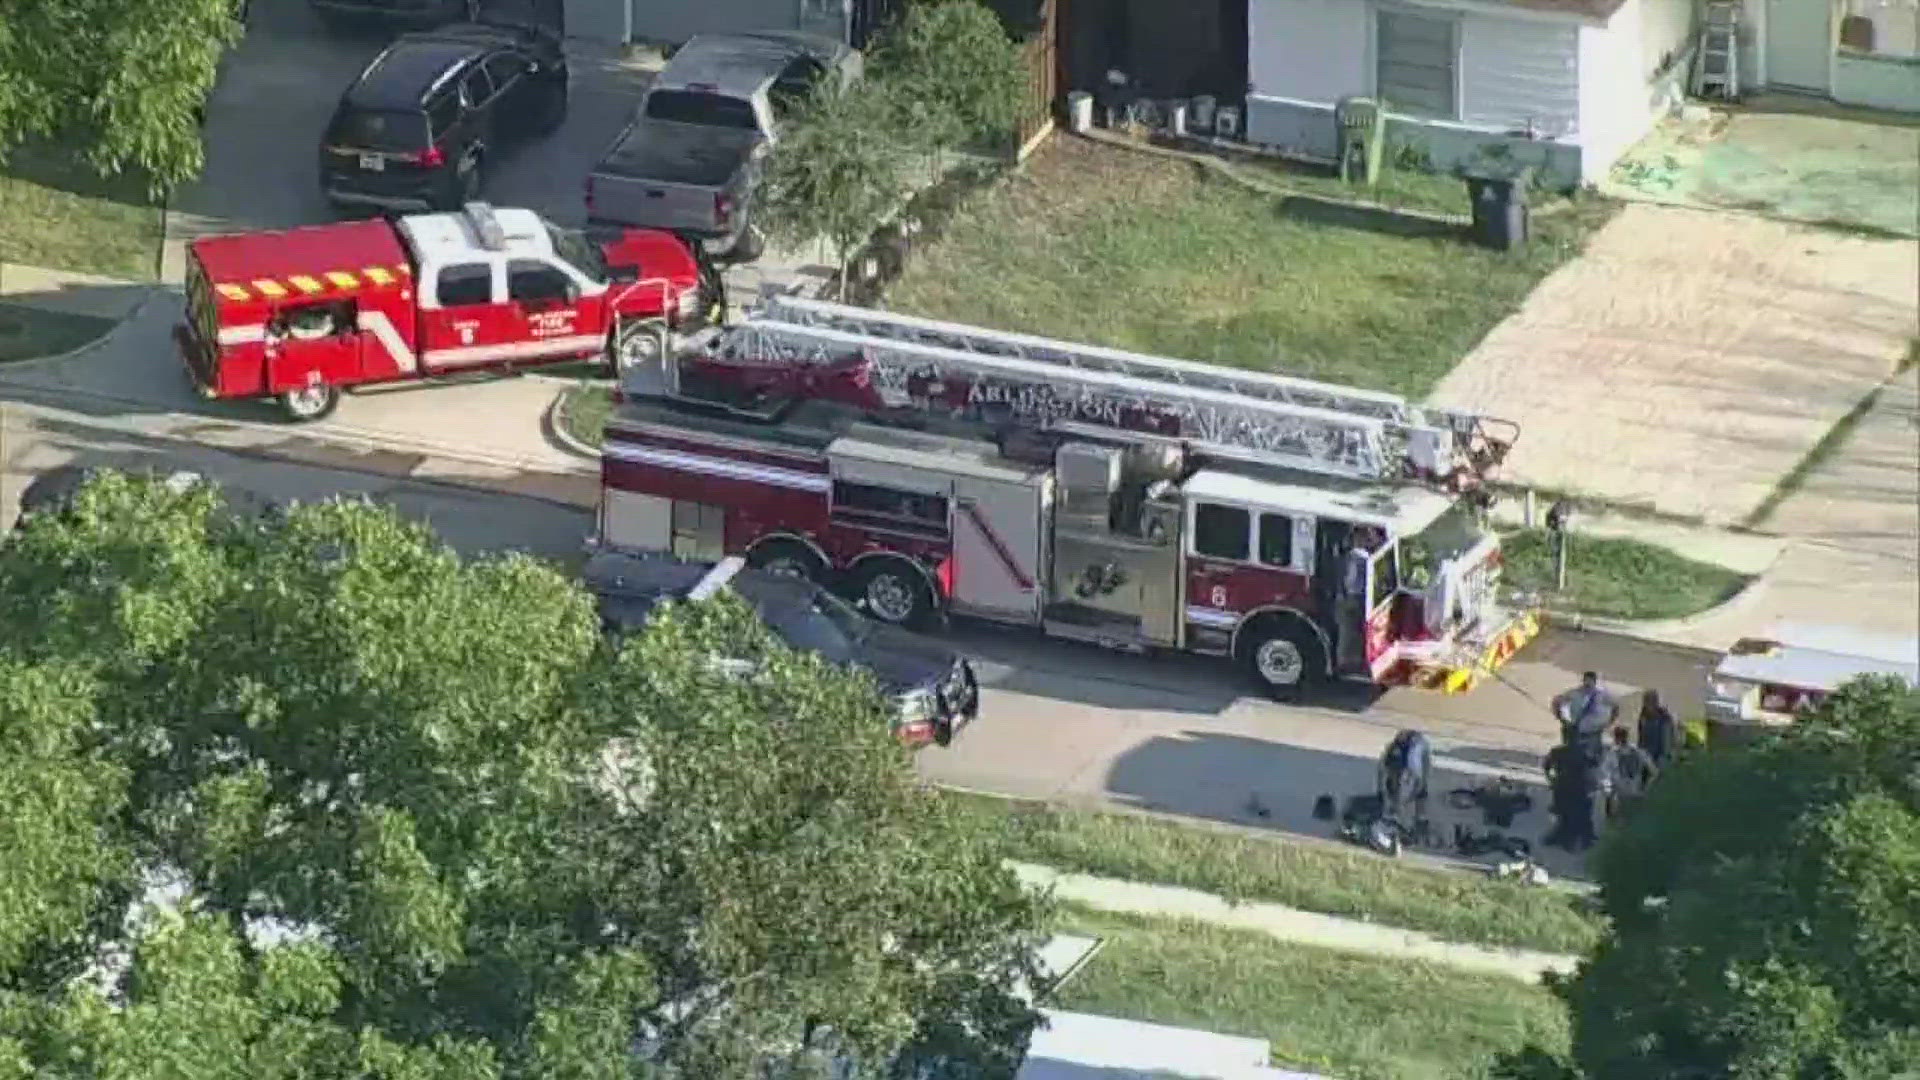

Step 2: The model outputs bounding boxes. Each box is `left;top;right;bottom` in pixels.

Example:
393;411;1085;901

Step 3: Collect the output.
1520;369;1919;649
1012;862;1579;984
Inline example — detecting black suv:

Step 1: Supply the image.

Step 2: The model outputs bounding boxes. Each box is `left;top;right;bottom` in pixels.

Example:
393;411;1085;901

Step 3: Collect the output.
321;4;566;212
583;552;980;747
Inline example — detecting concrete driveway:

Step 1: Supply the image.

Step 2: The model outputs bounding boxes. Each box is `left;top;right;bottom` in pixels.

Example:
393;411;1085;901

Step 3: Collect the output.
1430;201;1918;524
166;0;834;296
166;0;658;276
1605;96;1920;239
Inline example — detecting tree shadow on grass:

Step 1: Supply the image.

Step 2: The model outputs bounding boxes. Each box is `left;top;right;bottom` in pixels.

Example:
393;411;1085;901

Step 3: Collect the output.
1275;194;1466;241
1;142;159;209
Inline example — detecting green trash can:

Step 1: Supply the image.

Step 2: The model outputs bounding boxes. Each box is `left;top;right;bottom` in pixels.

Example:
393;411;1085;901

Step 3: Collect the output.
1334;96;1384;186
1463;163;1533;251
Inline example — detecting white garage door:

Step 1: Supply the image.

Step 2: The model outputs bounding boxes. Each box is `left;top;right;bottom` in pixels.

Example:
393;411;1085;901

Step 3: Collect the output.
1766;0;1832;91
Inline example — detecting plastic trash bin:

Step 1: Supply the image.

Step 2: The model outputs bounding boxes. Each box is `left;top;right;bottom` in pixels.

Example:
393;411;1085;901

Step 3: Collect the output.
1463;165;1532;251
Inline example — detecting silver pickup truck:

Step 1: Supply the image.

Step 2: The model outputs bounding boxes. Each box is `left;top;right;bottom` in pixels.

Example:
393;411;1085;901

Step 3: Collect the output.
585;32;860;263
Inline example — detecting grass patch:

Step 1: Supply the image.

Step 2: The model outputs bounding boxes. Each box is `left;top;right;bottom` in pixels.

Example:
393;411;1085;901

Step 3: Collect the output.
1053;905;1571;1080
0;302;116;363
1499;527;1749;621
886;137;1614;399
557;383;613;449
0;145;165;281
1235;156;1473;217
943;791;1604;955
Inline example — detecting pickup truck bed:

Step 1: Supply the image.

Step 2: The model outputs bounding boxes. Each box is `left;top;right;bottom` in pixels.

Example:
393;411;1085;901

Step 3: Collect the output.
598;119;760;189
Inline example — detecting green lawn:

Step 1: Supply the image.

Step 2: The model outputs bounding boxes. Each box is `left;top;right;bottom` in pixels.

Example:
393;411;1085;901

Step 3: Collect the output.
0;146;165;281
1236;155;1474;217
1053;906;1571;1080
945;791;1603;955
886;137;1614;399
1499;528;1751;622
558;382;614;448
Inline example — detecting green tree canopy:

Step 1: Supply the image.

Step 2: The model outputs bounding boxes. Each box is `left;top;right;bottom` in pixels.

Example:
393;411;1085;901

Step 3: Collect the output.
869;0;1030;154
0;471;1047;1077
756;78;908;299
1561;676;1920;1080
0;0;241;190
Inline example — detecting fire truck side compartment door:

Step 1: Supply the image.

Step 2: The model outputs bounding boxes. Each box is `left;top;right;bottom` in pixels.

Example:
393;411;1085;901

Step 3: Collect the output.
602;491;672;554
1364;539;1402;676
949;473;1047;624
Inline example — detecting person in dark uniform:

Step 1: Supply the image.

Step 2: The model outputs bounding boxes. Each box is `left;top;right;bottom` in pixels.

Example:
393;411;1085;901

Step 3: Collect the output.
1636;689;1677;768
1377;730;1432;830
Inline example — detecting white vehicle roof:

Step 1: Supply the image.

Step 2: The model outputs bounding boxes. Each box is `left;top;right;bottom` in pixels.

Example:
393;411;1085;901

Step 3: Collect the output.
1716;624;1920;690
1181;468;1457;535
397;204;551;264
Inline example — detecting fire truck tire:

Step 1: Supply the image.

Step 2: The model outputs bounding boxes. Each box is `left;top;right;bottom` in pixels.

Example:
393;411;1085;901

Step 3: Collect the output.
745;540;827;583
278;385;341;422
610;317;667;376
1238;620;1324;699
850;559;935;630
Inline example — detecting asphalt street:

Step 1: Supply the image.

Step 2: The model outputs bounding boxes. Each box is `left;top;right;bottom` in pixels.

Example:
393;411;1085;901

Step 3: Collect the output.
2;403;1717;880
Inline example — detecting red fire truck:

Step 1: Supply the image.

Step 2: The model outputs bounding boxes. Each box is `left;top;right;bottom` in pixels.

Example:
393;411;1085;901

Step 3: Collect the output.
593;295;1541;696
176;203;716;421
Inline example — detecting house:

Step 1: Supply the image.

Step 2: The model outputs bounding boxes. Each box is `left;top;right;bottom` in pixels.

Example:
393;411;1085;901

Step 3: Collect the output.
561;0;903;48
1736;0;1920;112
1243;0;1698;188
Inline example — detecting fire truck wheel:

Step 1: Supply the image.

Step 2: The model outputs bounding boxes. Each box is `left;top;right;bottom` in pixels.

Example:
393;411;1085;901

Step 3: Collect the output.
851;559;934;629
278;385;341;422
610;317;667;375
1239;622;1323;698
746;540;826;583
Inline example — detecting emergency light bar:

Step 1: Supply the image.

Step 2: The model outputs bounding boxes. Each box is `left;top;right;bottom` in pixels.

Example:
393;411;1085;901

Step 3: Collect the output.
462;202;508;251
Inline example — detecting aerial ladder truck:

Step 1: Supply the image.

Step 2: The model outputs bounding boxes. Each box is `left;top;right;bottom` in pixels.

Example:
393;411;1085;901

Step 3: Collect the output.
596;294;1539;695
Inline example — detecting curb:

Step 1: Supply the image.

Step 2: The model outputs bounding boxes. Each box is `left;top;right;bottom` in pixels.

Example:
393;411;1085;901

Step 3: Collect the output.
544;382;604;462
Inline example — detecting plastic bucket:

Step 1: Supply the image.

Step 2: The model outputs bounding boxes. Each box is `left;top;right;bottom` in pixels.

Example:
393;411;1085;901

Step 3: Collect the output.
1068;91;1094;134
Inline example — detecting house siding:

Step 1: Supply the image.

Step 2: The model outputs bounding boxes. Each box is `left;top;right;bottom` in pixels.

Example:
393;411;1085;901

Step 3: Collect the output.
1246;0;1585;185
1577;0;1693;178
1460;14;1580;135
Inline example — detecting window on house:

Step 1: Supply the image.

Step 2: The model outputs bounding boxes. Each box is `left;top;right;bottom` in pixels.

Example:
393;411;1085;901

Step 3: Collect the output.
1376;11;1458;119
1192;503;1250;562
1843;0;1919;58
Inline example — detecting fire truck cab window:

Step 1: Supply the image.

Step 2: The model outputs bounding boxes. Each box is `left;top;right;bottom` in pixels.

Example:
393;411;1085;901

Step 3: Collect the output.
508;260;574;304
1258;512;1294;567
832;480;947;526
1192;503;1250;561
436;263;494;307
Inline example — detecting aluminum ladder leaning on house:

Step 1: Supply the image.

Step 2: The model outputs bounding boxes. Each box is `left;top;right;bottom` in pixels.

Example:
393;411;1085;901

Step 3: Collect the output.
1694;1;1741;101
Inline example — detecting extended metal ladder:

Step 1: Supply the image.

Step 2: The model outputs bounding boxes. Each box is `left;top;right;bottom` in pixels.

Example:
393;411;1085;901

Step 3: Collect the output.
1694;2;1741;101
685;294;1517;485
